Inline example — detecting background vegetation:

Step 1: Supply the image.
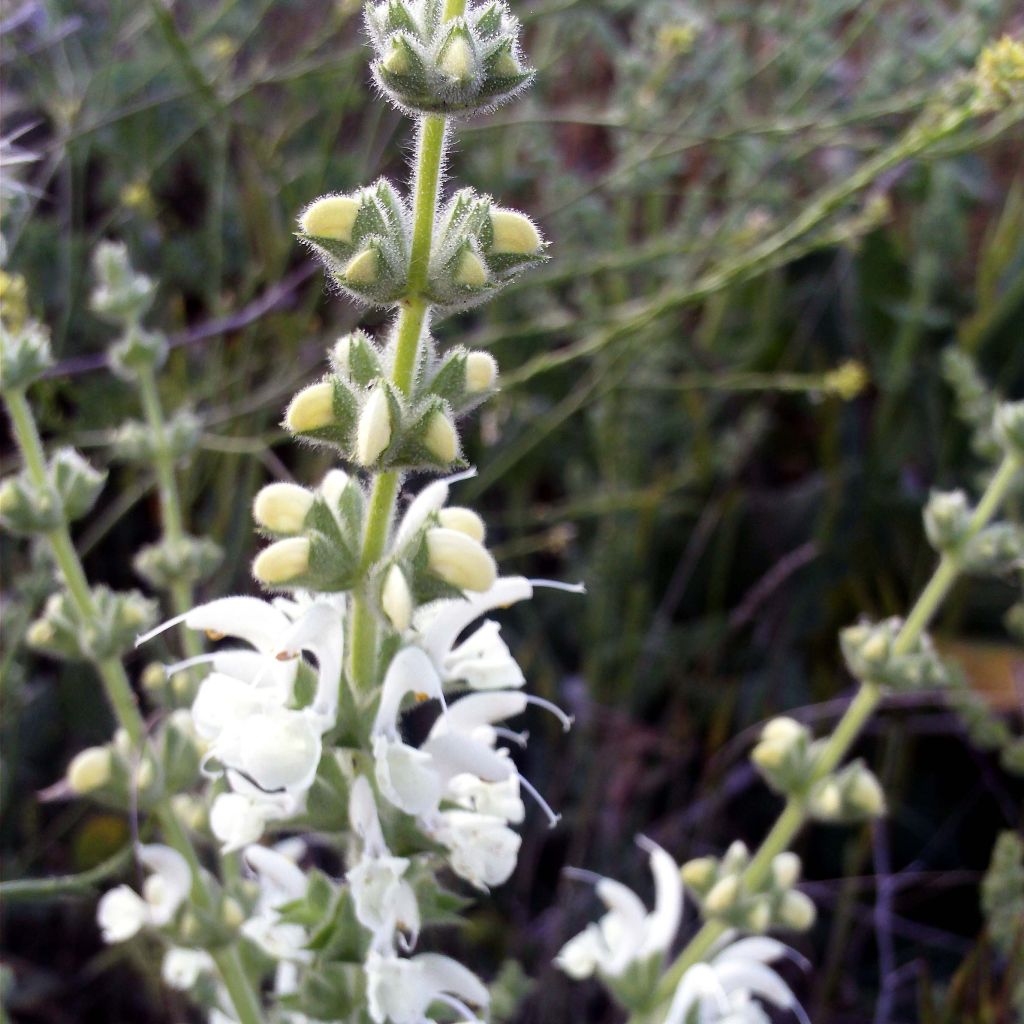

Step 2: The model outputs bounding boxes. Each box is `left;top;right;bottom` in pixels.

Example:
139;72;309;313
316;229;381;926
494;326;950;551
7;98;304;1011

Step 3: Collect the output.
2;0;1023;1021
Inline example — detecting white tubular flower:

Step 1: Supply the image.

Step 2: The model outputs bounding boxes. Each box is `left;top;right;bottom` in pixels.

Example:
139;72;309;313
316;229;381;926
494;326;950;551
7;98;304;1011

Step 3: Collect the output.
447;774;525;824
210;773;301;852
555;839;684;981
365;951;489;1024
373;735;444;817
96;844;191;943
347;776;421;952
372;646;446;740
413;577;534;690
663;937;809;1024
429;810;522;891
162;947;214;990
240;844;311;963
237;709;323;792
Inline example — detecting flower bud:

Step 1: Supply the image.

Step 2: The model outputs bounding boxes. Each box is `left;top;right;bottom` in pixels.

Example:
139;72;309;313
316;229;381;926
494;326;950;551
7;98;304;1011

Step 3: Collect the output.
320;468;351;507
778;890;816;931
438;506;486;543
67;746;112;793
680;857;717;893
455;249;488;288
356;386;392;465
810;780;842;819
439;34;475;83
761;716;805;745
744;897;771;933
771;851;801;890
721;840;750;875
924;489;971;551
344;248;380;286
253;482;314;534
993;401;1024;460
465;351;498;392
1;318;52;392
141;662;166;692
221;897;246;931
847;766;886;817
253;537;311;586
286;382;336;433
489;209;542;255
299;195;360;242
135;758;155;791
704;873;741;915
426;527;497;592
423;410;458;464
382;564;413;632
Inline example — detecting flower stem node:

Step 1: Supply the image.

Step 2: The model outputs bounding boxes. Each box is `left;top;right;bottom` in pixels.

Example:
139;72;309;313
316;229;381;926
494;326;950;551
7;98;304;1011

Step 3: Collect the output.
133;534;223;590
297;179;410;307
0;447;106;535
808;760;886;823
993;401;1024;462
840;617;949;691
89;241;155;325
750;716;816;796
0;318;52;393
108;325;169;380
366;0;534;116
110;409;202;463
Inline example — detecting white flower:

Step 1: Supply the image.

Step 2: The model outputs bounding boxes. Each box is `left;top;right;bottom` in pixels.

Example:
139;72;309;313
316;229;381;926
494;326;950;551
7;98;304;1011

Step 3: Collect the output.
429;810;521;891
210;773;302;853
555;838;684;980
162;947;215;990
663;937;809;1024
239;844;311;963
96;845;191;943
447;774;525;824
365;951;489;1024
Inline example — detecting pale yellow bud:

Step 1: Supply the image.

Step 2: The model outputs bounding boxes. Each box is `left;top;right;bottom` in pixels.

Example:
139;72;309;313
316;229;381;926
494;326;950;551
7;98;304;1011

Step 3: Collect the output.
221;897;246;931
26;619;55;647
382;564;413;632
426;527;497;592
332;335;352;374
704;873;741;914
745;897;771;933
722;840;749;873
383;43;410;75
814;781;842;819
253;537;311;585
67;747;112;793
465;351;498;392
761;716;804;745
849;769;886;816
171;672;192;700
424;411;458;463
489;209;541;255
356;387;392;465
113;728;132;758
778;889;817;931
751;738;788;770
680;856;717;891
286;382;336;433
491;51;520;77
135;758;155;791
253;482;314;534
320;468;351;507
170;794;207;831
300;195;360;242
141;662;166;692
438;506;486;543
344;248;379;285
771;852;802;890
455;249;488;288
440;36;473;83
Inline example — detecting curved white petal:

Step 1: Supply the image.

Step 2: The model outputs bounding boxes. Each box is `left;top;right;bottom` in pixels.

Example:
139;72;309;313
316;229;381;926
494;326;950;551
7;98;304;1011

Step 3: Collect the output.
432;691;528;736
184;596;292;651
664;964;729;1024
394;478;450;549
192;672;275;741
237;710;322;792
374;736;444;816
714;960;797;1009
638;839;684;958
138;844;191;923
97;885;149;943
350;774;387;856
444;620;526;690
420;731;515;784
372;646;445;739
713;936;792;967
415;952;489;1010
277;601;344;719
244;844;309;908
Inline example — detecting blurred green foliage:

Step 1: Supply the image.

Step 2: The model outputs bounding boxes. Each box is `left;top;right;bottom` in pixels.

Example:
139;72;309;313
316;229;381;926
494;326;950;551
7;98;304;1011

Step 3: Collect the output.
2;0;1023;1021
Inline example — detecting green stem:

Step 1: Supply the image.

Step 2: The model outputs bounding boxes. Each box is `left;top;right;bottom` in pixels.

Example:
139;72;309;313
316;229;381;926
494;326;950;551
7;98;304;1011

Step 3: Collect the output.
645;452;1021;1010
4;387;266;1024
347;5;463;694
0;845;133;902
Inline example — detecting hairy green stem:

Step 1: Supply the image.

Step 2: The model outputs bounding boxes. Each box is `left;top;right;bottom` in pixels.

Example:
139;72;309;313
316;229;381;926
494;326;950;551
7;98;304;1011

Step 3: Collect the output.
645;451;1021;1009
5;387;265;1024
348;3;464;694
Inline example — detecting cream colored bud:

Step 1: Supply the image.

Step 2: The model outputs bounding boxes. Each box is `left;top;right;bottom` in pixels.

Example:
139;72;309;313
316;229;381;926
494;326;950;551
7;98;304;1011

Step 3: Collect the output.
704;873;741;914
440;36;473;83
332;336;352;374
813;781;842;819
751;738;788;770
170;794;207;832
849;769;886;817
861;632;889;664
438;506;485;543
761;716;804;745
745;897;771;933
26;619;55;647
722;840;750;871
141;662;166;692
383;42;410;75
382;565;413;632
135;758;155;791
778;889;817;931
67;747;112;793
680;856;717;892
771;852;802;890
344;248;379;285
455;249;488;288
221;897;246;931
426;527;497;592
356;387;392;465
113;728;132;758
253;482;314;534
424;411;458;463
285;382;335;433
320;468;351;507
491;51;520;77
489;209;541;255
465;351;498;392
253;537;311;585
171;672;192;700
300;195;360;242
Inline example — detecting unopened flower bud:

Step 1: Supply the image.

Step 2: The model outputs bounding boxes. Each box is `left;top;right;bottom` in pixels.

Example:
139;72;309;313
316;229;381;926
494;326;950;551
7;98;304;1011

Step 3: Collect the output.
455;249;488;288
135;758;155;791
141;662;166;692
811;780;842;819
253;537;311;586
680;857;717;893
26;619;55;647
426;527;497;592
848;767;886;817
253;483;314;534
721;840;750;874
67;747;112;793
465;351;498;392
320;468;351;507
778;889;817;931
170;794;207;832
300;195;360;242
221;897;245;931
382;43;410;75
438;506;485;543
356;387;392;465
439;36;474;83
704;873;741;915
745;897;771;933
771;852;802;890
382;564;413;632
762;716;804;745
286;382;336;433
344;248;379;286
424;410;458;463
994;400;1024;459
489;209;542;255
